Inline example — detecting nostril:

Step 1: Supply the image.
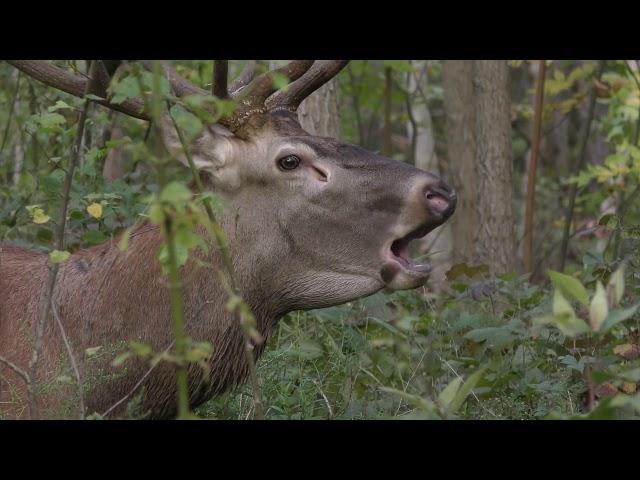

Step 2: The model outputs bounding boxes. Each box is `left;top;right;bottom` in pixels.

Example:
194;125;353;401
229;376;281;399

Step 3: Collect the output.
424;183;456;217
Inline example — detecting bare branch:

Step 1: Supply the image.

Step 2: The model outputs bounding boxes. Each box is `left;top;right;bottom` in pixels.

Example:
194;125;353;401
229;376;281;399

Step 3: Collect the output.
213;60;228;98
8;60;349;134
266;60;349;111
52;302;85;419
27;60;99;419
0;355;32;388
6;60;149;120
559;60;606;271
102;340;175;418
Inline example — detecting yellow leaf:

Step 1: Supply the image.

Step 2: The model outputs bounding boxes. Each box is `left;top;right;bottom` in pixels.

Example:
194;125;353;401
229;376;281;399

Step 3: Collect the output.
87;203;103;219
31;207;50;224
49;250;71;264
622;382;637;394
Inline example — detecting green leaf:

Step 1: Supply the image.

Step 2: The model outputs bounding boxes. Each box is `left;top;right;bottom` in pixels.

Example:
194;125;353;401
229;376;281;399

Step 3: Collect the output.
112;352;132;367
600;304;640;333
449;367;486;413
270;72;291;91
82;230;108;245
148;203;165;225
49;250;71;264
169;105;203;141
533;314;591;337
130;341;152;358
548;270;589;306
552;288;575;317
464;326;516;349
380;387;437;414
84;94;106;101
43;169;65;194
111;76;141;105
38;112;66;130
438;377;462;408
85;346;102;357
118;227;132;252
590;281;609;332
48;100;72;112
608;266;625;306
160;181;192;205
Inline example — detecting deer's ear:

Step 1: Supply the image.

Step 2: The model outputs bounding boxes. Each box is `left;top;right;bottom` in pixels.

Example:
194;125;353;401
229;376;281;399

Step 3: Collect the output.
158;113;237;178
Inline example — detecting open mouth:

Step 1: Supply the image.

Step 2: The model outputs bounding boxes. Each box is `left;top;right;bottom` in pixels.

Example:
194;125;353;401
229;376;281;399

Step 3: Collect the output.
388;225;433;274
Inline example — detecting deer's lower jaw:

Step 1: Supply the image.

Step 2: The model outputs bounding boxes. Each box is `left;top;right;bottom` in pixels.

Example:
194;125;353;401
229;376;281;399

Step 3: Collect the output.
380;229;433;289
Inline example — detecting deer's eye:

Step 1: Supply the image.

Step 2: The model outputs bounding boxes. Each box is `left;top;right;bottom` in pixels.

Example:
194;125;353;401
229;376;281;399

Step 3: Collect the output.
278;155;301;171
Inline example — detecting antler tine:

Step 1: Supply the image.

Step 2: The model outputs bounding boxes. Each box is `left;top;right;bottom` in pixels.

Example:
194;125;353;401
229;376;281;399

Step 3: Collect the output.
228;60;257;95
223;60;313;130
6;60;149;120
231;61;313;104
266;60;349;111
213;60;229;98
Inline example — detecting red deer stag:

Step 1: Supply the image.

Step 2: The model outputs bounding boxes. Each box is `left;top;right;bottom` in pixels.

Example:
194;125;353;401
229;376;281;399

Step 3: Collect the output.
0;60;456;419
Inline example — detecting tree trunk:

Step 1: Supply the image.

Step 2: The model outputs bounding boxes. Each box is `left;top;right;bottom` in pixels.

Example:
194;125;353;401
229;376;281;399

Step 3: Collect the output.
408;61;452;287
472;60;516;274
442;60;478;267
382;67;392;156
12;142;24;186
298;79;341;138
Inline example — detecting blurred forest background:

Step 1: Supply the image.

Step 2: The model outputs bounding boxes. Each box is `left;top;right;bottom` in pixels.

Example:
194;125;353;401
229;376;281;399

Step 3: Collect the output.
1;60;639;419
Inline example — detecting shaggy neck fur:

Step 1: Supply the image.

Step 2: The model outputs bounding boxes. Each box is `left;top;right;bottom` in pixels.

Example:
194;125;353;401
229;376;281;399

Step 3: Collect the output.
0;220;287;419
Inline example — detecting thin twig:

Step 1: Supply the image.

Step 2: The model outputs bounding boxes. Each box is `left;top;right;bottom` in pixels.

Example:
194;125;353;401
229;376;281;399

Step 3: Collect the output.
51;302;85;419
523;60;547;273
382;67;392;156
0;355;32;390
166;100;265;419
559;60;606;272
27;60;99;419
312;379;334;419
101;340;176;418
0;70;21;157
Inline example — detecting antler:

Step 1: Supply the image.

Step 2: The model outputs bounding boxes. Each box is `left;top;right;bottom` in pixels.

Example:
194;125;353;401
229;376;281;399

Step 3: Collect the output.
265;60;349;111
228;60;257;95
5;60;350;131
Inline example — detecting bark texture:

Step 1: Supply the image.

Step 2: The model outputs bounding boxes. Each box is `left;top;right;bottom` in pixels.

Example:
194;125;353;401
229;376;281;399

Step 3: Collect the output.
442;61;478;266
472;60;516;274
298;79;341;138
408;61;452;287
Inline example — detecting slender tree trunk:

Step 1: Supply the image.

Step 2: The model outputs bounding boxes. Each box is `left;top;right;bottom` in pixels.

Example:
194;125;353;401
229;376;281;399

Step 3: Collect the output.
442;60;478;266
472;60;516;274
408;61;452;287
382;67;392;156
12;142;24;185
103;126;124;182
298;79;340;138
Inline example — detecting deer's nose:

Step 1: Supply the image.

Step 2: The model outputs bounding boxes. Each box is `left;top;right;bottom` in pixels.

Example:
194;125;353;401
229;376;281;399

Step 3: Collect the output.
424;180;457;219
